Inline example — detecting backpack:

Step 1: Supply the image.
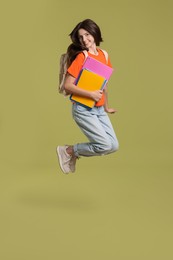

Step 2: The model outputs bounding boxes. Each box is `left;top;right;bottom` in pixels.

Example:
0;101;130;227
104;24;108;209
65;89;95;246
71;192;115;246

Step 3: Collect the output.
58;49;109;96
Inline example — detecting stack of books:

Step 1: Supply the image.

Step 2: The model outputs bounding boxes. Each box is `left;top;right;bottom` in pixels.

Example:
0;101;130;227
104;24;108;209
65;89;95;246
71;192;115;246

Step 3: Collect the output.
70;56;114;109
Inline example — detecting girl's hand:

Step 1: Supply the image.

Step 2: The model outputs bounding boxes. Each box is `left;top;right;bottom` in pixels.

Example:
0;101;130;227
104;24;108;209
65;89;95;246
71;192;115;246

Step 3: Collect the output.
90;90;103;102
104;107;117;114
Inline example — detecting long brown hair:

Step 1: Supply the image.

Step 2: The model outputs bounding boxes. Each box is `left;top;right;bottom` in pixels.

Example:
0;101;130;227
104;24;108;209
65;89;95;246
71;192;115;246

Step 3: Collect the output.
67;19;103;66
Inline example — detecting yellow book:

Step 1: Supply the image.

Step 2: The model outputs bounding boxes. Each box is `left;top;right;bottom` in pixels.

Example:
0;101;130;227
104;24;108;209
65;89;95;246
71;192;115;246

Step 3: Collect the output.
70;69;107;108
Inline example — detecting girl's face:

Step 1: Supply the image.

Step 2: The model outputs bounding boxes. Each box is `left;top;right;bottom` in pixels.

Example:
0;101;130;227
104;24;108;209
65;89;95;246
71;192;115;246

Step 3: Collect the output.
78;28;96;49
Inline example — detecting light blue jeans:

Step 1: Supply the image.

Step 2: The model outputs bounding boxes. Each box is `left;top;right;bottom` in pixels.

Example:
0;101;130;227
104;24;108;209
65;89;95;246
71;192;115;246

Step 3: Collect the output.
72;103;119;157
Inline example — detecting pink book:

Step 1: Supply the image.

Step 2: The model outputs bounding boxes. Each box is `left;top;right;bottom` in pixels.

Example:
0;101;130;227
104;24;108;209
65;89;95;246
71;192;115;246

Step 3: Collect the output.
82;56;114;80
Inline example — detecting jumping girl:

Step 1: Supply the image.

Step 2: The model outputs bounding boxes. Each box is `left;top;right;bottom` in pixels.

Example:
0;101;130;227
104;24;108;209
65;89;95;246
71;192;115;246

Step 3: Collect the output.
57;19;119;174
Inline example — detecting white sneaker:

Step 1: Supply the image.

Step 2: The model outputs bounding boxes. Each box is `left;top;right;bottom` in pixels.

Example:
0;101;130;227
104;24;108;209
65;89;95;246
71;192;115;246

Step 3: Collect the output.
56;146;71;174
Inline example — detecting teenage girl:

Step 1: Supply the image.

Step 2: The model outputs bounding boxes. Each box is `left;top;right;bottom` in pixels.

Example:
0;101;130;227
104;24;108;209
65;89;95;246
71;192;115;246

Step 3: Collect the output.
57;19;119;174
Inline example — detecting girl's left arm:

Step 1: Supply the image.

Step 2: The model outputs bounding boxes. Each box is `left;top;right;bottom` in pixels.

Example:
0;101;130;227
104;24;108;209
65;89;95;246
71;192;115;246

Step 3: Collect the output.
103;85;117;114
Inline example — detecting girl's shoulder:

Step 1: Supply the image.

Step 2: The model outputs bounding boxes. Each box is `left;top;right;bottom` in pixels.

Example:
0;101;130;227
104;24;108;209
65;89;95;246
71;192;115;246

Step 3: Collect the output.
98;48;109;60
87;48;110;66
68;51;86;78
70;51;86;67
98;48;112;67
76;51;87;61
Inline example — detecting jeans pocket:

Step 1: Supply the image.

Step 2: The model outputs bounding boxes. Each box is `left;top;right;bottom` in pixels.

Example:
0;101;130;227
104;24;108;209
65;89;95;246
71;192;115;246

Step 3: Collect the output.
74;103;90;113
72;103;91;121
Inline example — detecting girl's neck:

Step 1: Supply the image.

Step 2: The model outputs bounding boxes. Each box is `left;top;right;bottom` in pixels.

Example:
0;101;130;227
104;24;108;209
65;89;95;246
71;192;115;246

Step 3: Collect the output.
88;45;98;55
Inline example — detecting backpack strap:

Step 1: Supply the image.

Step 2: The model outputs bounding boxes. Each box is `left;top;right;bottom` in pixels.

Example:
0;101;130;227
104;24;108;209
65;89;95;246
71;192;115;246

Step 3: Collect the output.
100;49;109;64
82;50;88;61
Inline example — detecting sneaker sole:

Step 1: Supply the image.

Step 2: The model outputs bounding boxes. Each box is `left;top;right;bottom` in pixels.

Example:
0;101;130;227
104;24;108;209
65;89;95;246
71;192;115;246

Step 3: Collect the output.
56;146;69;174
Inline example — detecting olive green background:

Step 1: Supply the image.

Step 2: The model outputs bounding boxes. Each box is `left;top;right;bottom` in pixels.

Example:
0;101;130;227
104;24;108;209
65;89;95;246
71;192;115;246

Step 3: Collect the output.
0;0;173;259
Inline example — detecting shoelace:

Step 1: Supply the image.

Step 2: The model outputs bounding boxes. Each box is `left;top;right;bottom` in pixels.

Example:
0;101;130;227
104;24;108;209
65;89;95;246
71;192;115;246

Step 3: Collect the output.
63;156;71;164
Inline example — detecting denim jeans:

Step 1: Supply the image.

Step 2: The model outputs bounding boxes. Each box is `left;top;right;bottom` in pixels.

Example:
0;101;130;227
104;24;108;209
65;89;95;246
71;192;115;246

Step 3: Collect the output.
72;103;119;157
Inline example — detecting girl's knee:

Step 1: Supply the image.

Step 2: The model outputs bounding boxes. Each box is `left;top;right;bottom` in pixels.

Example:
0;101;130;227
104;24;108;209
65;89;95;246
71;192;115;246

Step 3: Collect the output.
104;139;119;155
93;141;118;155
93;142;111;155
111;140;119;153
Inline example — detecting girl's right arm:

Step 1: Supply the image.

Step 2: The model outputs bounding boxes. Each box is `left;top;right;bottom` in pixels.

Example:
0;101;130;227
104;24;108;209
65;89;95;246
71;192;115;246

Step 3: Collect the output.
64;73;103;102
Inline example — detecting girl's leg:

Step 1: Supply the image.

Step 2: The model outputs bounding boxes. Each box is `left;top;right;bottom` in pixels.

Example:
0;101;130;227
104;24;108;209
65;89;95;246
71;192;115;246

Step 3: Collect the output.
97;107;119;155
71;104;119;157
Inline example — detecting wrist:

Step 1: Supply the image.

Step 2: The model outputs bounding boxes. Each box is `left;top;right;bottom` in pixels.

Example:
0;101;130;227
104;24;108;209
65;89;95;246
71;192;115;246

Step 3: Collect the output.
104;105;108;111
